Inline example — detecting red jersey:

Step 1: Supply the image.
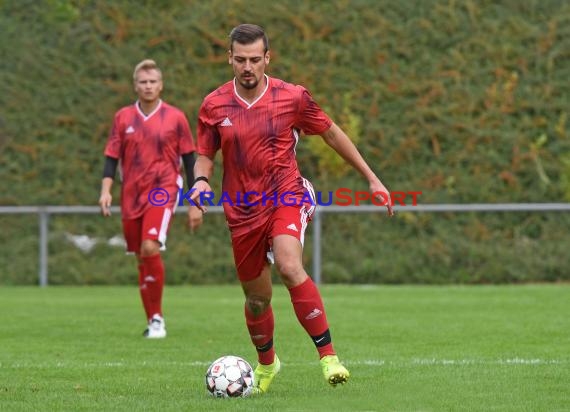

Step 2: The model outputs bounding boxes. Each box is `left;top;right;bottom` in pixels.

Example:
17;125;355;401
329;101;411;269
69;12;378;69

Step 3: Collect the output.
104;100;195;219
197;76;332;231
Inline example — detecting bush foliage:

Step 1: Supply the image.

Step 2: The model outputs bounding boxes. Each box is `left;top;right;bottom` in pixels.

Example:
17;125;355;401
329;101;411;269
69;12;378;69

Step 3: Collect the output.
1;0;569;284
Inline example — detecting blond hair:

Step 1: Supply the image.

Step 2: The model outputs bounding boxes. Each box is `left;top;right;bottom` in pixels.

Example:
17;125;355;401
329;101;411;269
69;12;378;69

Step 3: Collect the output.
133;59;162;82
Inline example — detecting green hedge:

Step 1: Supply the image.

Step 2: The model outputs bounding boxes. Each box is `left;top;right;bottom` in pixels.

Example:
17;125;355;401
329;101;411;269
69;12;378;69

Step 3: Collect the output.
1;0;569;284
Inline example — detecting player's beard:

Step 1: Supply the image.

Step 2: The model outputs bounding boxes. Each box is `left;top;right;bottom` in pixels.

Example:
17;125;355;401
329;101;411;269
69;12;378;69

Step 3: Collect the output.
239;74;258;90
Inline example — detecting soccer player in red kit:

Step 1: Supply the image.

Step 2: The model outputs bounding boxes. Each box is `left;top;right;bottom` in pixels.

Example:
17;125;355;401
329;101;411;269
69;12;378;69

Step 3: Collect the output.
99;59;203;339
191;24;393;392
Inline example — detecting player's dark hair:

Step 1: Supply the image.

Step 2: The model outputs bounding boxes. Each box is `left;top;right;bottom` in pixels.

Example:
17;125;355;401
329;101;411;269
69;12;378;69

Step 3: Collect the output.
229;24;269;53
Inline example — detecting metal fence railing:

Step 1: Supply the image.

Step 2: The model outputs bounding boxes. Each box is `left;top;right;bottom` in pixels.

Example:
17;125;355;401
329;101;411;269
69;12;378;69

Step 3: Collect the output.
2;203;570;286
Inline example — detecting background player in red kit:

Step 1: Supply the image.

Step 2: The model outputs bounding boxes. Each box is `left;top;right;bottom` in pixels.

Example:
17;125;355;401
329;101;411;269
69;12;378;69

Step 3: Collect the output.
191;24;393;393
99;59;202;338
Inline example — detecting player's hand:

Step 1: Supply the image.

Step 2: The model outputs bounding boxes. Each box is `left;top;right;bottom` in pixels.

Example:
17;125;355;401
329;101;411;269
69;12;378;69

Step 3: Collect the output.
187;206;203;233
370;179;394;217
99;192;112;216
190;181;212;214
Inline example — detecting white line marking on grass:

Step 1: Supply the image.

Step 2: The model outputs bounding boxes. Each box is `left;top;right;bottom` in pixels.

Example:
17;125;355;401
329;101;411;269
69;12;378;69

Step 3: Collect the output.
2;358;566;369
408;358;565;366
362;360;386;366
411;358;477;365
498;358;560;365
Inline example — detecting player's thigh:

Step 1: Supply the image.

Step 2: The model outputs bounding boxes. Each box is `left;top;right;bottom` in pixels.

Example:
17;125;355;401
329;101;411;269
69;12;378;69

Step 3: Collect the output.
272;234;303;271
270;206;313;284
141;206;174;249
122;217;143;253
231;222;271;283
270;205;313;247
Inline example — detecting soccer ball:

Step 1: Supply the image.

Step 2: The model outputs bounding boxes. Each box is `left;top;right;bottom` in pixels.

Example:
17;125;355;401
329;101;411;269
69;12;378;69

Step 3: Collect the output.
205;355;255;398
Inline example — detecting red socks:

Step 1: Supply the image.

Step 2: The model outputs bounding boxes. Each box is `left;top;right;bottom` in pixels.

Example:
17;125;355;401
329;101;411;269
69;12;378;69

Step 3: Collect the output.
245;305;275;365
139;254;165;320
289;277;335;358
137;263;151;319
244;278;336;363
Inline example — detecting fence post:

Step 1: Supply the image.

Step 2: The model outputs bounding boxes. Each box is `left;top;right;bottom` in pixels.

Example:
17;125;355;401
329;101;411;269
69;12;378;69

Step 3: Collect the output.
312;208;322;285
38;209;49;287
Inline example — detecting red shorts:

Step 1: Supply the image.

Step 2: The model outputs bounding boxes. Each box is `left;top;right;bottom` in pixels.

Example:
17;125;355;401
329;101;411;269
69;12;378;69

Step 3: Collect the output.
122;207;174;254
231;205;314;282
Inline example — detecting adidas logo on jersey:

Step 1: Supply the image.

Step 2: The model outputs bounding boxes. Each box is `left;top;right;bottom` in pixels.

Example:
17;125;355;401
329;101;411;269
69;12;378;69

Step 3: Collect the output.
220;117;233;127
148;227;158;235
126;126;135;134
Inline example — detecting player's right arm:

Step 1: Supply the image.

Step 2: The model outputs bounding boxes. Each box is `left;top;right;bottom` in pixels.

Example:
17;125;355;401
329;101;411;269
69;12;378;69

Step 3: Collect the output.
100;111;124;216
99;156;118;216
193;97;221;213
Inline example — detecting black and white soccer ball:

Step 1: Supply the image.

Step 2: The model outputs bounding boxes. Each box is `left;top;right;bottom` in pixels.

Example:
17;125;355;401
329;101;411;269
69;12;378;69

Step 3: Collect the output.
205;355;255;398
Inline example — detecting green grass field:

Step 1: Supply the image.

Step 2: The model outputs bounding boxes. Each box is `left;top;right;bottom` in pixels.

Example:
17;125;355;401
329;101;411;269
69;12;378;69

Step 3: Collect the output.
1;285;568;411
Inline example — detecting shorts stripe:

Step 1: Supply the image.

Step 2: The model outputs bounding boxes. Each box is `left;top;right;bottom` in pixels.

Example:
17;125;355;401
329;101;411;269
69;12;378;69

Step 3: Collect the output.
158;208;172;246
301;177;316;217
299;207;308;246
300;177;316;246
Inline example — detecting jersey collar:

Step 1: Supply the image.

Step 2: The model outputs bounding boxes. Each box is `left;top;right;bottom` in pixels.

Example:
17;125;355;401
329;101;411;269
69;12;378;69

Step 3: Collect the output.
135;99;163;121
233;75;269;109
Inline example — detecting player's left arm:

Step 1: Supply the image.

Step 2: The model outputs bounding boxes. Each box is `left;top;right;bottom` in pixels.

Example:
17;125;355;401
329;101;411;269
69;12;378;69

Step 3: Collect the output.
320;122;394;216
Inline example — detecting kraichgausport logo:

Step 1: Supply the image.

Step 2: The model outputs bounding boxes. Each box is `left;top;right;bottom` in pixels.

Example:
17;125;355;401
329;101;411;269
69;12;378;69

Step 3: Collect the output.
147;188;421;207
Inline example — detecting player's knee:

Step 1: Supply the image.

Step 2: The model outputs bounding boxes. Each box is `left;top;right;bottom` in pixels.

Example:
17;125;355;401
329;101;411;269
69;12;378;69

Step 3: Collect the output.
275;259;303;280
140;240;160;257
246;295;270;316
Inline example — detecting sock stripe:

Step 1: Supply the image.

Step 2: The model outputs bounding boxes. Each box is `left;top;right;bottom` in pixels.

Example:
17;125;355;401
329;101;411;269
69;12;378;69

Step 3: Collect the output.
255;338;274;353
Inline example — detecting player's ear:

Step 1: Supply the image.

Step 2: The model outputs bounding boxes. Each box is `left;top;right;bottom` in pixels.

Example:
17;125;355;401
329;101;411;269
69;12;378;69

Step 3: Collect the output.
228;50;232;65
265;51;270;65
